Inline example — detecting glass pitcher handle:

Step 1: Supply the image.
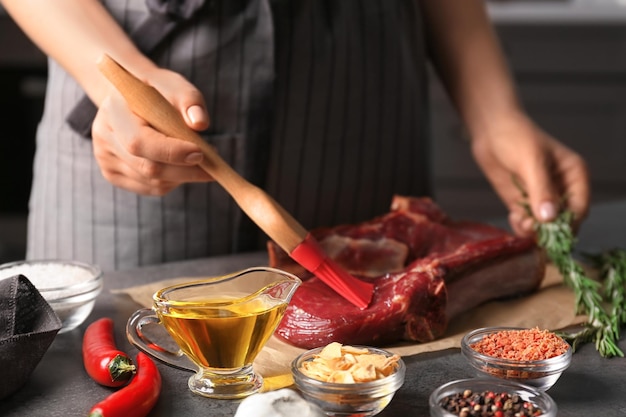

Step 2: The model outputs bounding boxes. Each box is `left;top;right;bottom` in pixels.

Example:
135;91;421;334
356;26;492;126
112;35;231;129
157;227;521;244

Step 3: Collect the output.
126;308;196;372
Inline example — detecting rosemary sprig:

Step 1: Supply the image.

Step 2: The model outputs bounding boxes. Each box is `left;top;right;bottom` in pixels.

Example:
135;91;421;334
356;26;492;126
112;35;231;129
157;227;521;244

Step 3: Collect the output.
533;210;623;357
510;176;626;357
583;249;626;348
522;204;625;357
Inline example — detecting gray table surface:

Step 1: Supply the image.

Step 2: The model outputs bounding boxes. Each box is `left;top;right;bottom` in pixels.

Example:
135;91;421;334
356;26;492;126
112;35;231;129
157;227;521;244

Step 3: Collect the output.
3;199;626;417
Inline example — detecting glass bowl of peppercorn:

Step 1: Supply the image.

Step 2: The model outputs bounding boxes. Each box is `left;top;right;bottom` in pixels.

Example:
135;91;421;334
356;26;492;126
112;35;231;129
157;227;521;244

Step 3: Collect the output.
461;327;572;391
429;378;557;417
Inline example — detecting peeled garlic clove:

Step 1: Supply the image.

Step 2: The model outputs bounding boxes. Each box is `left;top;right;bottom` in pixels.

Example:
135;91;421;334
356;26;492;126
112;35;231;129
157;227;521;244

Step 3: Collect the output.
234;388;325;417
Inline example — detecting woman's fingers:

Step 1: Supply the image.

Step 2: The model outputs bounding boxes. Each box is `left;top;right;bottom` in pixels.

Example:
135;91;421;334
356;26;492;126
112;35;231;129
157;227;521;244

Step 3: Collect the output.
95;145;211;195
92;92;212;194
471;117;590;237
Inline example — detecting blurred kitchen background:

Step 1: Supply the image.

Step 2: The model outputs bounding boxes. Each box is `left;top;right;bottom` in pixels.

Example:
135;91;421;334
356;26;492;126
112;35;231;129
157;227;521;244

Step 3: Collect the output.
2;0;626;264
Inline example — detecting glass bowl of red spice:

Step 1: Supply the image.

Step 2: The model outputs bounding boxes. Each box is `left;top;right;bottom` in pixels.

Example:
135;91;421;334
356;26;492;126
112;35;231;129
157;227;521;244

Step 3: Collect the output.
429;378;557;417
461;327;572;391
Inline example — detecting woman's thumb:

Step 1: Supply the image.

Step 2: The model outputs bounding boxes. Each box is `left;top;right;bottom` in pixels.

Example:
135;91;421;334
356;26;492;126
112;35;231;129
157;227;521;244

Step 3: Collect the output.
524;164;558;223
185;104;210;131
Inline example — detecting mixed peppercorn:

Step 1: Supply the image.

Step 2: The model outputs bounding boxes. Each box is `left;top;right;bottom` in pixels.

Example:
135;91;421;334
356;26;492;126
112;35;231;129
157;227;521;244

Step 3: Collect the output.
439;389;543;417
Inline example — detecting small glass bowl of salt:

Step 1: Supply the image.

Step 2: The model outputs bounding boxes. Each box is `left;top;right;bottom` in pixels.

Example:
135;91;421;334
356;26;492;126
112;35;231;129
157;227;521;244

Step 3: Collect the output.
0;260;103;333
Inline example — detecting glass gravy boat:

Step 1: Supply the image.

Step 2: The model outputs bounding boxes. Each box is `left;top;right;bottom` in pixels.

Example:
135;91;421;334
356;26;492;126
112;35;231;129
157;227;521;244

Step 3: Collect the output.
127;267;301;399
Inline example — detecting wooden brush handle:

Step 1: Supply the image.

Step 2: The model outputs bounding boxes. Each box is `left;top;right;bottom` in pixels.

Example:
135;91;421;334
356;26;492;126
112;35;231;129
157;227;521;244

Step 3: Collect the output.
97;54;308;252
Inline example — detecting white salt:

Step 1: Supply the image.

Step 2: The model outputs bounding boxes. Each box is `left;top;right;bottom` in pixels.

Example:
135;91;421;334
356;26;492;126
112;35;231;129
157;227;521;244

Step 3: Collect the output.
0;262;102;332
0;262;96;299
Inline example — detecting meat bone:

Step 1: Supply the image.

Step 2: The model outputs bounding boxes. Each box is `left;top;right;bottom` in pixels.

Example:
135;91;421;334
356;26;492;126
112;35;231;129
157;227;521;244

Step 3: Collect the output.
97;54;373;309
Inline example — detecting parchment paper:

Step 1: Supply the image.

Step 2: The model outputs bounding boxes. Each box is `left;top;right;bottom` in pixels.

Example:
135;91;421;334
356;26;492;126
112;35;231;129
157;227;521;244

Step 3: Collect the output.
113;264;584;388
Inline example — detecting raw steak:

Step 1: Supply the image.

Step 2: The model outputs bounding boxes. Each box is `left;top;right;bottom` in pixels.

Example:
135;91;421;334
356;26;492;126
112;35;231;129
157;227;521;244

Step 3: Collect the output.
268;196;545;349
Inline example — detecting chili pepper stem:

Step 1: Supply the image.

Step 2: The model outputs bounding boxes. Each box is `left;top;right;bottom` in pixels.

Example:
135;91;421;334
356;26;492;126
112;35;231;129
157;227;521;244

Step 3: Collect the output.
108;354;136;382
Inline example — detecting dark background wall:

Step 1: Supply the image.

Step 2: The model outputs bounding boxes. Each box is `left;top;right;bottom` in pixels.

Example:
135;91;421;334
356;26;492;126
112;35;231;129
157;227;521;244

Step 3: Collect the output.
0;10;46;262
0;70;42;212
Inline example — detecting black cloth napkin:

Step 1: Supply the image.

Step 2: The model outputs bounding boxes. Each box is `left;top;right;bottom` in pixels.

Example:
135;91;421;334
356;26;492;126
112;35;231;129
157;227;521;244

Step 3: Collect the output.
0;275;62;400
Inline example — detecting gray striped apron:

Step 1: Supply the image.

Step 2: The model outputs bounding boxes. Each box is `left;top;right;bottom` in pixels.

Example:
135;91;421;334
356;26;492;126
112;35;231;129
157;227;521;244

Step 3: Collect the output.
26;0;431;271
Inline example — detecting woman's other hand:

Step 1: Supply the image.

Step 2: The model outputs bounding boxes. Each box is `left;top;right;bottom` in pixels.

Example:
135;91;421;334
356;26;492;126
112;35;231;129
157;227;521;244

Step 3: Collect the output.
471;114;591;237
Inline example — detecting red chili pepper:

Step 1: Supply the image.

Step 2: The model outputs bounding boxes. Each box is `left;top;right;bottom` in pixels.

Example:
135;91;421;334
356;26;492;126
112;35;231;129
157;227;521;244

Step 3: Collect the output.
89;352;162;417
83;318;136;387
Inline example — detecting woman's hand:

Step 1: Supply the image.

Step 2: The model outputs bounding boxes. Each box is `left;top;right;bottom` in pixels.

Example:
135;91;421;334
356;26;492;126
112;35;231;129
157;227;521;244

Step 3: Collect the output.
420;0;590;236
471;114;591;237
92;68;213;195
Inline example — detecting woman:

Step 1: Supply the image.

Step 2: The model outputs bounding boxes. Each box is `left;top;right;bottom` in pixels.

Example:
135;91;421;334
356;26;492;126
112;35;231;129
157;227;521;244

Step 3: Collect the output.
2;0;590;270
